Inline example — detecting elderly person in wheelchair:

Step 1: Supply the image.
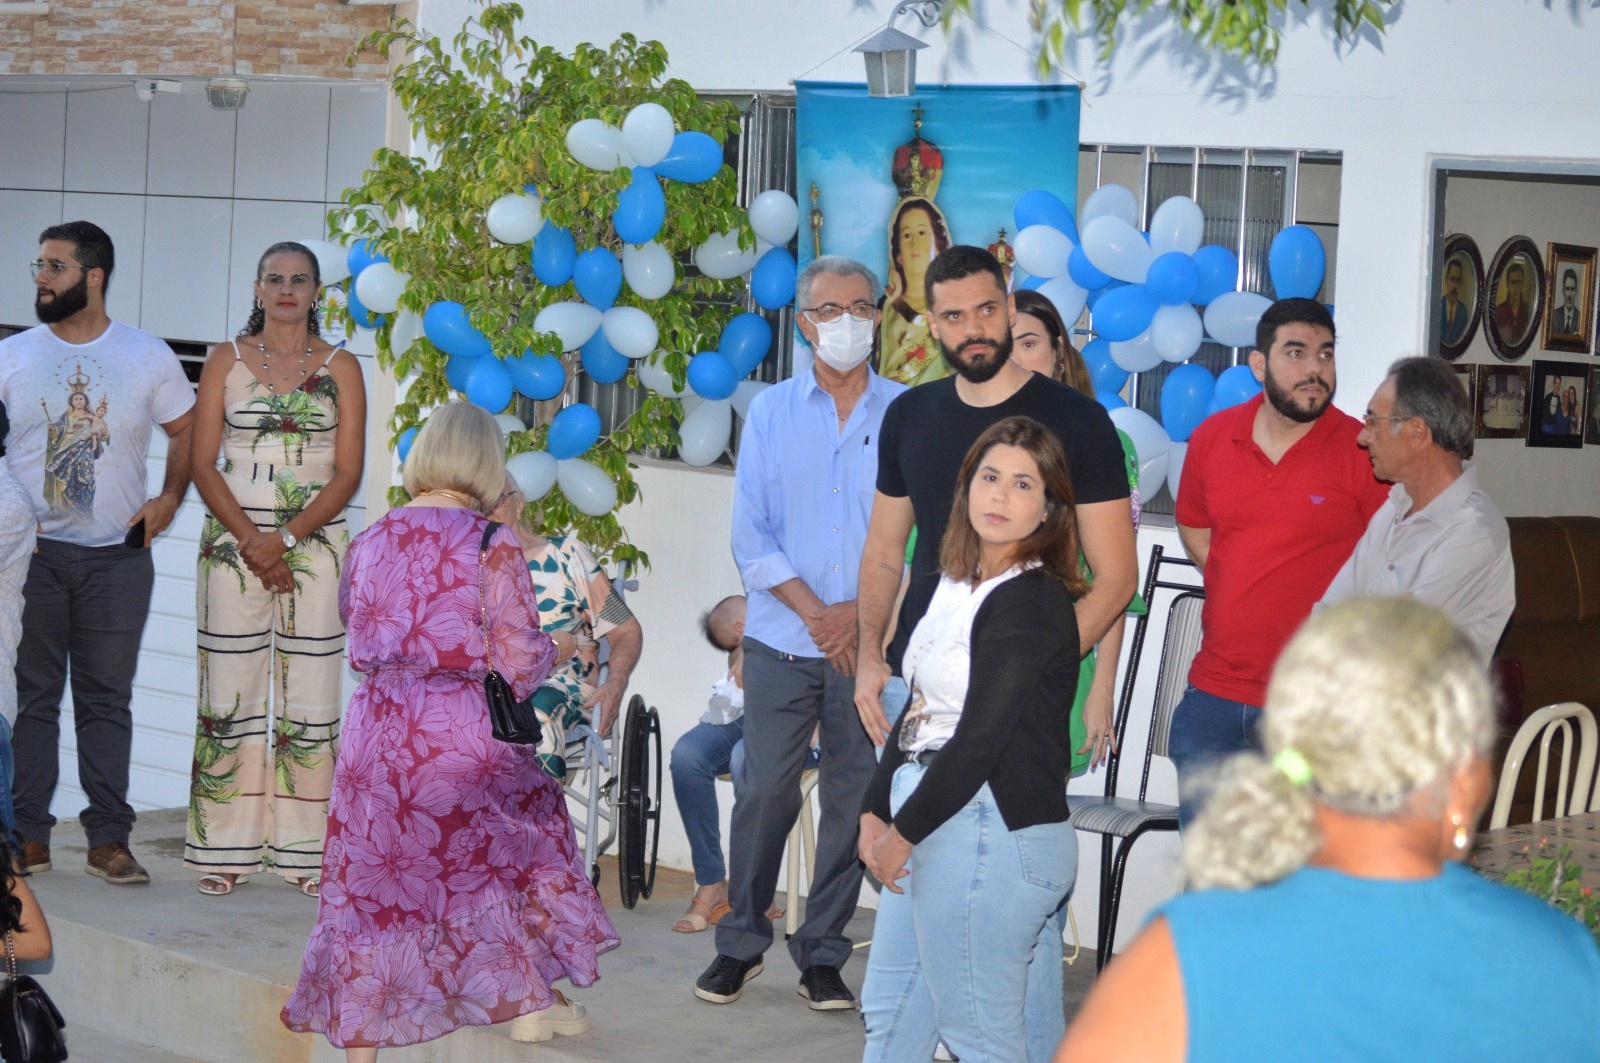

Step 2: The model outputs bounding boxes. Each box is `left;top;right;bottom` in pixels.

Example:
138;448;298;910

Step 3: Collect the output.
492;475;643;779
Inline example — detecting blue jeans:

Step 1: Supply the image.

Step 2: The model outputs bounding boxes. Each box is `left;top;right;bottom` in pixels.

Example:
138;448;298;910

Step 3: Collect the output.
1166;685;1263;827
862;763;1078;1063
670;719;821;887
671;720;745;886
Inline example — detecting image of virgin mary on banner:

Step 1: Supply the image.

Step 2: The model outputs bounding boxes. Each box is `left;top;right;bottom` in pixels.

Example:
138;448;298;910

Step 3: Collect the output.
795;82;1081;385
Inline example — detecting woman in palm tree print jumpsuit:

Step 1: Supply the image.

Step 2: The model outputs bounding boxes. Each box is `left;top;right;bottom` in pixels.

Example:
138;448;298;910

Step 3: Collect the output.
184;242;366;896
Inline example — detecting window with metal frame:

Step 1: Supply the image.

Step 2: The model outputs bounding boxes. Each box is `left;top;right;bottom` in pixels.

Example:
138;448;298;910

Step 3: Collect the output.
1079;145;1342;516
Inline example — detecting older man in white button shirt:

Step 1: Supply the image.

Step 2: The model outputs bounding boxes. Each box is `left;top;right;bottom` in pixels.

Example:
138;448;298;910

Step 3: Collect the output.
1319;357;1514;661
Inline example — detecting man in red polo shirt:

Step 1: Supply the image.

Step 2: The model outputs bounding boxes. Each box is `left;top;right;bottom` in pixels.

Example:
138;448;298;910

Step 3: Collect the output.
1172;298;1387;819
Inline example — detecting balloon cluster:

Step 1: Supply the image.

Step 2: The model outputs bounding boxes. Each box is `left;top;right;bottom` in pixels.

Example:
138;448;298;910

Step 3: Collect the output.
1009;184;1327;501
333;100;812;515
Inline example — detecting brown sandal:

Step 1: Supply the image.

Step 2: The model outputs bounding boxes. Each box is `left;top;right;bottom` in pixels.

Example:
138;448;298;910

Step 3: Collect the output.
673;896;732;933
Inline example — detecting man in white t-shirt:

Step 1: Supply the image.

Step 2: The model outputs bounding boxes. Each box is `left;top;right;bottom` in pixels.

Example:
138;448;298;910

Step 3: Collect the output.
0;221;195;885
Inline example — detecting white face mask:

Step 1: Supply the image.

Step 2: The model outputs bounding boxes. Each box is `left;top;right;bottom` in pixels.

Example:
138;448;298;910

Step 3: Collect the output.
812;314;875;372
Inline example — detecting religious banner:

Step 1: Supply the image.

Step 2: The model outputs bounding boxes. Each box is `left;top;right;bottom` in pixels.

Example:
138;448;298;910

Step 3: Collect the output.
796;81;1081;384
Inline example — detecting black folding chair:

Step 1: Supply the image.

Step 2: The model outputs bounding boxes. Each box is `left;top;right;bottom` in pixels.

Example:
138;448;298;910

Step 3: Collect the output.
1071;544;1203;970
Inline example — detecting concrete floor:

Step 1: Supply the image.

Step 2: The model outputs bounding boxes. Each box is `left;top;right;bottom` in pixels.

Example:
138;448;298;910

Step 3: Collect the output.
23;809;1101;1062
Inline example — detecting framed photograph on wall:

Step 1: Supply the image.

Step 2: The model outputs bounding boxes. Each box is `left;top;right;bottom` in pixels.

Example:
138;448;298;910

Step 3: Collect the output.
1541;243;1597;354
1526;359;1587;449
1473;364;1530;440
1437;234;1484;360
1588;366;1600;446
1453;363;1477;414
1484;236;1544;361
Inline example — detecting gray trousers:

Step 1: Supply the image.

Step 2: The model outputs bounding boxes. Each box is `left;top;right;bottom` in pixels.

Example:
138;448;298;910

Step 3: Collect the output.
13;539;154;848
715;637;876;971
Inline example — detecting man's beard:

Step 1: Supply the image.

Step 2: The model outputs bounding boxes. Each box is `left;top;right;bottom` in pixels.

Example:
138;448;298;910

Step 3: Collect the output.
35;274;89;324
1263;368;1334;424
942;331;1014;385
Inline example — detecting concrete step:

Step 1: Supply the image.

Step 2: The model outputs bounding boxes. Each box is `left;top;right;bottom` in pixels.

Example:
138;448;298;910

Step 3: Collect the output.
70;1025;209;1063
31;810;989;1062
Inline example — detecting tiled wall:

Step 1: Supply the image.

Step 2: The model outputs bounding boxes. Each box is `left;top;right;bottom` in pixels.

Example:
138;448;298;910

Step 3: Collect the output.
0;76;389;817
0;0;391;80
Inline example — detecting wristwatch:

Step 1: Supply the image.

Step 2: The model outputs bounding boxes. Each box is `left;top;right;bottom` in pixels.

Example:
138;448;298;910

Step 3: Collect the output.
279;527;297;550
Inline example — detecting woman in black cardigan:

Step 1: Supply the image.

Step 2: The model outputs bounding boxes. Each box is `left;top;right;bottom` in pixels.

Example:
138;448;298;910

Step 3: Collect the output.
859;415;1085;1063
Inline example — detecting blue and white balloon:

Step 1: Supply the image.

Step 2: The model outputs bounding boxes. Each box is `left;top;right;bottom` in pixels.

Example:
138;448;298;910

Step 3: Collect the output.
547;403;602;461
1081;216;1153;284
556;457;618;516
602;306;659;359
1150;303;1204;363
506;449;558;501
1012;225;1074;280
534;300;603;351
1147;196;1205;256
621;103;676;168
622;241;675;300
486;192;544;244
678;399;733;467
1204;291;1273;349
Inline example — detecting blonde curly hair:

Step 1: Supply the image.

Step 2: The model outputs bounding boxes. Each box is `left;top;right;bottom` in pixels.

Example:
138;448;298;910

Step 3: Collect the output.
1183;598;1495;891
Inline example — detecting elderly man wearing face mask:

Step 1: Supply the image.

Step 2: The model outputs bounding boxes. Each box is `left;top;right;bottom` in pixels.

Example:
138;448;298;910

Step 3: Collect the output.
695;257;907;1012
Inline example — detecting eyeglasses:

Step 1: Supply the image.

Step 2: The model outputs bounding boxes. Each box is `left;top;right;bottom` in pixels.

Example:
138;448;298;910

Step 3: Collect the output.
259;273;316;293
497;489;523;506
29;259;87;280
800;302;875;324
1361;413;1409;430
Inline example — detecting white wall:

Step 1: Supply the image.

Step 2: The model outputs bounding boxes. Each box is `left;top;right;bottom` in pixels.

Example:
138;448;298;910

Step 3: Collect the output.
401;0;1600;948
0;76;388;821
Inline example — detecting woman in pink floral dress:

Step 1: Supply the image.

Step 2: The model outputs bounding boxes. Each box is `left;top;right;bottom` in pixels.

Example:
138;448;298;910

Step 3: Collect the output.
282;403;619;1058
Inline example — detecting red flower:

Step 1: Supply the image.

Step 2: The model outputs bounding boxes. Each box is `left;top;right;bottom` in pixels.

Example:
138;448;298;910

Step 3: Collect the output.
299;376;321;393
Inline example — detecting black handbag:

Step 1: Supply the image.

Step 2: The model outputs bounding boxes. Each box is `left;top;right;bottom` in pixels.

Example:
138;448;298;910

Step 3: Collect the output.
479;522;543;746
0;930;66;1063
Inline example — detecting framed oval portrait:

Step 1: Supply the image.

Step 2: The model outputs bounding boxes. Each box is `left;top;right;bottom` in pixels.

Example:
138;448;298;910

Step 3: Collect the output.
1484;236;1545;362
1437;234;1484;360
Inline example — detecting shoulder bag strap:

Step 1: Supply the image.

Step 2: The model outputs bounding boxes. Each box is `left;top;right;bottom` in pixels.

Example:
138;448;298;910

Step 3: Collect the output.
479;521;501;672
4;928;14;979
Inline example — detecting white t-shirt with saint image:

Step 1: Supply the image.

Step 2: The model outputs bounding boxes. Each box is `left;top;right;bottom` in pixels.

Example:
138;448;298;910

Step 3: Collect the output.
0;321;194;547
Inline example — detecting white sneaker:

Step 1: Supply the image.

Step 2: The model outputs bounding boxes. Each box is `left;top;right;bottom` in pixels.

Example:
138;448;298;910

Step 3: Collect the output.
509;998;591;1042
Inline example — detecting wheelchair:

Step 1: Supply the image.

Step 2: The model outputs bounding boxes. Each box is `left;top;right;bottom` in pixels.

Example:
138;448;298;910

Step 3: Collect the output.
556;564;663;909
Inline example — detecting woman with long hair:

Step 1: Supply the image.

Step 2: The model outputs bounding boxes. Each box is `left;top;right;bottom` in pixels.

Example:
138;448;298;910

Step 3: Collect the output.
1059;599;1600;1062
877;197;953;385
860;415;1086;1061
282;403;617;1058
1010;287;1143;773
184;241;365;897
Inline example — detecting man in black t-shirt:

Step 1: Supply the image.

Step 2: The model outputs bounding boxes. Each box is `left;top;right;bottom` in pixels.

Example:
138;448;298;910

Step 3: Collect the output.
855;246;1135;748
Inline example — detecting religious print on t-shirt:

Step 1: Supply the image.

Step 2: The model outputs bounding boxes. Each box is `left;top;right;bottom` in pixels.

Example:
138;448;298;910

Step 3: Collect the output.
0;322;195;547
39;362;111;530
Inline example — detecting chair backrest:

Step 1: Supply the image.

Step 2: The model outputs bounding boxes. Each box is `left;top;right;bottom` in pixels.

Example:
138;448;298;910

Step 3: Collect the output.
1490;701;1597;828
1103;544;1204;802
1148;593;1205;761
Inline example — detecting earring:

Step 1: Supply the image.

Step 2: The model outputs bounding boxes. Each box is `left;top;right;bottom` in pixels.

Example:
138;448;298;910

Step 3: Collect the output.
254;296;262;310
1450;812;1469;852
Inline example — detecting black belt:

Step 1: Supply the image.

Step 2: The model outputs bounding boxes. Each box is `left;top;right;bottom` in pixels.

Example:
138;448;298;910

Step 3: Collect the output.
905;748;940;766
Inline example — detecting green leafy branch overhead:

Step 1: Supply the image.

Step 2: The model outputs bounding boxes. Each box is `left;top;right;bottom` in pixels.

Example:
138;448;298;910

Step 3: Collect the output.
947;0;1396;72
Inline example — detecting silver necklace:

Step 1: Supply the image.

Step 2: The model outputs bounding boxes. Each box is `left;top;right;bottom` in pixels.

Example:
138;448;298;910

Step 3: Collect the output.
257;339;314;387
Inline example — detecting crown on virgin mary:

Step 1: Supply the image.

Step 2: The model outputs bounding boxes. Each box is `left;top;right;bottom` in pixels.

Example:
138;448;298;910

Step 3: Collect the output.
891;105;943;200
67;364;90;394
